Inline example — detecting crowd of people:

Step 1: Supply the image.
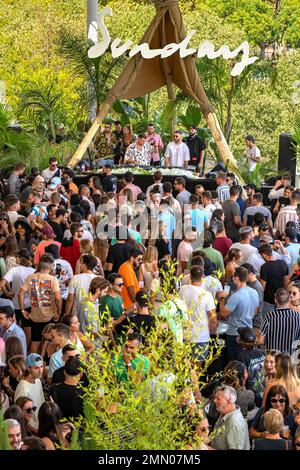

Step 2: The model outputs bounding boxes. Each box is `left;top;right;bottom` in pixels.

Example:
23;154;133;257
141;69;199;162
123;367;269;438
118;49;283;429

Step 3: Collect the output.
0;146;300;451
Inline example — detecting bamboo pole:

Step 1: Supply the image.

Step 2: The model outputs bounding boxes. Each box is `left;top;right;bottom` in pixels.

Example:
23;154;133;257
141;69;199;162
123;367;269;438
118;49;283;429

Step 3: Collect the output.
68;101;112;168
206;112;246;188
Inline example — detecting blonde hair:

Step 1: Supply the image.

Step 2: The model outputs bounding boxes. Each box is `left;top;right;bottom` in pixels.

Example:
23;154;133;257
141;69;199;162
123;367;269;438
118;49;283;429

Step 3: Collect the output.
80;239;94;254
93;238;109;266
143;246;158;264
275;353;300;392
263;409;283;435
42;323;55;336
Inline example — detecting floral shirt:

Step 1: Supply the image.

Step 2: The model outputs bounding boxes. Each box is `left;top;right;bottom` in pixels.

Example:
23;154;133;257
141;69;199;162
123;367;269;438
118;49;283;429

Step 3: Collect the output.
96;132;116;159
124;142;153;166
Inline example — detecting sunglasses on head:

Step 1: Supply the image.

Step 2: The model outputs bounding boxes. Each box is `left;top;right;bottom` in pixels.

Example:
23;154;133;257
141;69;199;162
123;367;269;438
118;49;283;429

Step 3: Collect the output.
24;406;37;414
271;398;286;404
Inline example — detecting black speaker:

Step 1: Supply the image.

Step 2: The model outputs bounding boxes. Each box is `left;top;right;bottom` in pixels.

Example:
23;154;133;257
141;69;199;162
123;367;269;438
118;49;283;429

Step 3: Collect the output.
210;161;226;173
278;133;297;186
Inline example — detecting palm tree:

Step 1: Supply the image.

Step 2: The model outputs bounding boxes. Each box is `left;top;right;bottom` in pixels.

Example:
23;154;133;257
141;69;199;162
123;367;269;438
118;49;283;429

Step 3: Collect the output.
0;104;33;172
195;56;278;144
58;29;126;117
17;81;62;143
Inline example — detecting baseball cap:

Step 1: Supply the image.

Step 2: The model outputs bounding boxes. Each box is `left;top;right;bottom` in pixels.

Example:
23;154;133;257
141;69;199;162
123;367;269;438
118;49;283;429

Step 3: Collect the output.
41;224;56;239
26;353;43;368
49;177;61;189
259;223;269;231
285;227;298;242
259;235;273;243
17;248;32;260
239;226;253;235
237;327;256;343
245;135;256;142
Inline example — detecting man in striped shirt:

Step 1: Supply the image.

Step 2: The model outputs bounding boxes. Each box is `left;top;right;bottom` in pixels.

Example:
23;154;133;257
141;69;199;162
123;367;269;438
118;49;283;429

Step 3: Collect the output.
274;190;300;235
216;172;230;203
258;288;300;356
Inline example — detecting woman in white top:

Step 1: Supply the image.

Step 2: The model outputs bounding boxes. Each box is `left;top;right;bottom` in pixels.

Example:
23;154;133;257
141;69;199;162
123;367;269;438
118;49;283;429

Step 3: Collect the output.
62;314;94;355
139;246;159;292
75;239;104;277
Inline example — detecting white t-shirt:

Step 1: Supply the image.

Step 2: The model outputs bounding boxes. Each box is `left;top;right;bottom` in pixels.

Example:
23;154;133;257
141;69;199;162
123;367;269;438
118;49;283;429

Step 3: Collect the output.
177;240;193;274
7;211;20;226
53;258;73;300
230;242;258;265
204;204;216;222
68;273;97;313
245;145;261;172
4;266;35;309
14;379;45;430
203;275;223;299
179;284;215;343
41;167;61;183
165;142;190;167
180;274;222;300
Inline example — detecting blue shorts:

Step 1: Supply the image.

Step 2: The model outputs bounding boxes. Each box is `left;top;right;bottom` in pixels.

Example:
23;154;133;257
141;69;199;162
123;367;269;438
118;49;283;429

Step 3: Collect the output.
191;342;210;362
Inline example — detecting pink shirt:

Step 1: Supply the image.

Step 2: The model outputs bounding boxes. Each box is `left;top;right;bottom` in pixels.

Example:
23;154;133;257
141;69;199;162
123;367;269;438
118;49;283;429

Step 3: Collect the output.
34;240;61;266
121;183;142;202
146;133;163;163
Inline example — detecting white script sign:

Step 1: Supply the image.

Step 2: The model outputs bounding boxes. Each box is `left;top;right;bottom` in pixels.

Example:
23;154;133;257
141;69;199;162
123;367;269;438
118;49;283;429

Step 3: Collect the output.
88;7;258;76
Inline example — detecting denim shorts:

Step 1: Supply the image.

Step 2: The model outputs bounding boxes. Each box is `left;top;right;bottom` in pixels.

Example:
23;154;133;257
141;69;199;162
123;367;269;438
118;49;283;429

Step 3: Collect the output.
191;342;210;362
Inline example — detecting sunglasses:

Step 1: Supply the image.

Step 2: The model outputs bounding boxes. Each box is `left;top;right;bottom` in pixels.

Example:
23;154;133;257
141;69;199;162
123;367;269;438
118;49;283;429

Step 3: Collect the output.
24;406;37;414
199;426;210;433
271;398;286;404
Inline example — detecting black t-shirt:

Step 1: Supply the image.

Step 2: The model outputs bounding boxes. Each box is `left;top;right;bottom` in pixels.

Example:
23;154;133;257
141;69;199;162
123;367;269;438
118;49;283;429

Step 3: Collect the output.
237;348;265;404
50;383;84;420
253;438;292;450
51;366;65;385
115;313;156;339
51;366;89;388
184;135;205;164
107;242;132;273
47;220;66;242
102;174;117;193
155;238;170;260
260;260;289;304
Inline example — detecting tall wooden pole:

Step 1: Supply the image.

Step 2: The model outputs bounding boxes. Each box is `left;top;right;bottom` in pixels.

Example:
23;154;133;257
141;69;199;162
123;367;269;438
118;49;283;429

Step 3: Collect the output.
68;101;112;168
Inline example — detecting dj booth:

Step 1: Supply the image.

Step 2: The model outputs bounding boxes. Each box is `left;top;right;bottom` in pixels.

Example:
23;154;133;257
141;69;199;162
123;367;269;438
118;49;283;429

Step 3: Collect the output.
74;167;217;194
74;167;272;203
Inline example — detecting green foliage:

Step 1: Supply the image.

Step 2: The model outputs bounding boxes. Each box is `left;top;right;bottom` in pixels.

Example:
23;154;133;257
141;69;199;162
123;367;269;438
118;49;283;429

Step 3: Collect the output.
0;412;11;450
18;80;63;142
0;103;36;172
72;260;224;450
58;30;126;114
